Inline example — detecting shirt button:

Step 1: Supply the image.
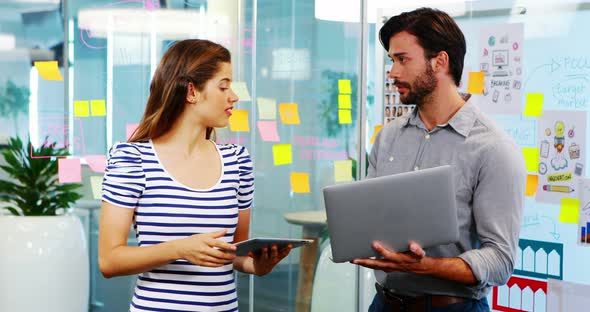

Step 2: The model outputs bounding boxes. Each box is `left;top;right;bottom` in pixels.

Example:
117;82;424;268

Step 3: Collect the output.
414;166;420;171
425;134;431;139
389;156;394;162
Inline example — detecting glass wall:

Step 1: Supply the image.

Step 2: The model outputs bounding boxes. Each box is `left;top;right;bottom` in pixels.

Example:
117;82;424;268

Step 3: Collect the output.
2;0;590;311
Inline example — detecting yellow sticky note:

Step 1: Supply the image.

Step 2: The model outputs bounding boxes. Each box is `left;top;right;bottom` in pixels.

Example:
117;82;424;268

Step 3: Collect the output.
279;103;301;125
34;61;63;81
90;176;103;200
257;97;277;120
467;72;485;94
559;198;580;224
272;144;292;166
525;175;538;197
228;109;250;132
231;82;251;101
290;172;310;193
338;94;352;109
334;160;353;182
338;79;352;94
90;100;106;116
524;93;544;117
338;109;352;124
74;100;90;117
370;125;384;144
522;147;539;173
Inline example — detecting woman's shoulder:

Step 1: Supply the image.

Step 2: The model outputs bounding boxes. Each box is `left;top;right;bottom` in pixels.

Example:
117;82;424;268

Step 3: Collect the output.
108;141;151;159
215;142;250;157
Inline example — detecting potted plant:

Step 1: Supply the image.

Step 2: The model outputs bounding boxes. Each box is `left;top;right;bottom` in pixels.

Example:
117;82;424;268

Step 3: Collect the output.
0;137;89;312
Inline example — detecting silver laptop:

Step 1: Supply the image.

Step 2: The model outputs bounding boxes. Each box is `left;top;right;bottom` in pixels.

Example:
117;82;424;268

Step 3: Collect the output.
322;165;459;263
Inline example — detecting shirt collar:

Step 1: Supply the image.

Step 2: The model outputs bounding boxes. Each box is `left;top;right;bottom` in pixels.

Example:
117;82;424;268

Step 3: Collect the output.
404;95;478;137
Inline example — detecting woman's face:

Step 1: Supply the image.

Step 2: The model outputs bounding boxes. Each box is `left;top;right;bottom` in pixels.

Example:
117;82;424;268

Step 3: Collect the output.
194;62;239;128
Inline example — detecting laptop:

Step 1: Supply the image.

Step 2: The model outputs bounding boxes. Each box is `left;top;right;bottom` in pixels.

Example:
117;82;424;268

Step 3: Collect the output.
322;165;459;263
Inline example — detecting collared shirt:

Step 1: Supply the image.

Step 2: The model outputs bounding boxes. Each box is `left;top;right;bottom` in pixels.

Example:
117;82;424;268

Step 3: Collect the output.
368;96;526;299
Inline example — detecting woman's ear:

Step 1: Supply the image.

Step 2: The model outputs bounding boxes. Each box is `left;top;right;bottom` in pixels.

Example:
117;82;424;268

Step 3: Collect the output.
186;82;199;104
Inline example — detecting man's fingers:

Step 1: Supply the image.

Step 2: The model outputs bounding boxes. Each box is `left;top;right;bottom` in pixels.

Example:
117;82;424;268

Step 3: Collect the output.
409;241;426;258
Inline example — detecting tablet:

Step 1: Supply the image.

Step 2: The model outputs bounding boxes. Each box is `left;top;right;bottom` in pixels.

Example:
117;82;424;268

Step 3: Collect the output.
235;238;314;256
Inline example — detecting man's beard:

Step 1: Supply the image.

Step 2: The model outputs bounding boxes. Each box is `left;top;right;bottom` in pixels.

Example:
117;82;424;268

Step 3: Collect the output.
397;65;437;107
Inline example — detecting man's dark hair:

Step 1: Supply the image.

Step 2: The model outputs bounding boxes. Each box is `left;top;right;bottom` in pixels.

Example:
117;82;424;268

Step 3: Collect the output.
379;7;466;86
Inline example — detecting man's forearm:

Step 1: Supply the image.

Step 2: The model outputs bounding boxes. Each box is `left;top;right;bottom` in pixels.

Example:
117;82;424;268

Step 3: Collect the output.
419;256;478;286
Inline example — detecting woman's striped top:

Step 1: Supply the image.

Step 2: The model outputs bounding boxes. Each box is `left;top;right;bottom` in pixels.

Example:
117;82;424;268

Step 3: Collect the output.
102;140;254;312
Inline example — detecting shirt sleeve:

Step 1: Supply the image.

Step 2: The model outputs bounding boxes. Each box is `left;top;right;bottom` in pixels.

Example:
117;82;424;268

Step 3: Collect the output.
366;129;382;179
458;139;526;289
236;145;254;210
101;143;146;209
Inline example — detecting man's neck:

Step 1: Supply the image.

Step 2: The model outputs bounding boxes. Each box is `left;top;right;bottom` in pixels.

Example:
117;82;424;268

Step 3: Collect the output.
418;84;466;131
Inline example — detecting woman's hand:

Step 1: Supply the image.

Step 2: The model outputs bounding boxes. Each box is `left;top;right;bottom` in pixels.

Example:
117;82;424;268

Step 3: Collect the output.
173;230;237;267
249;244;292;276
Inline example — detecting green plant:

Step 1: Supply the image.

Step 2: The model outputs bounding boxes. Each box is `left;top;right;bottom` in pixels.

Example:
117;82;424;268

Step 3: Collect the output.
0;80;30;135
0;137;83;216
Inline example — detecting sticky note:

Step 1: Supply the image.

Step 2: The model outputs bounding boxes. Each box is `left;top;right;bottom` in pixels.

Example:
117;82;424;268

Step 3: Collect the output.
370;125;384;144
522;147;539;173
229;109;250;132
290;172;310;193
525;174;538;197
272;144;292;166
338;79;352;94
58;158;82;183
232;82;251;101
257;97;277;120
524;93;544;117
559;198;580;224
338;94;352;109
334;160;353;182
74;100;90;117
90;176;103;200
338;109;352;124
85;155;107;173
91;100;107;116
467;71;484;94
257;121;280;142
126;124;139;140
34;61;63;81
279;103;301;124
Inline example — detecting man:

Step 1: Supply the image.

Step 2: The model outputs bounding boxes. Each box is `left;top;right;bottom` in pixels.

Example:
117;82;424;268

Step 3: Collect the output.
352;8;526;312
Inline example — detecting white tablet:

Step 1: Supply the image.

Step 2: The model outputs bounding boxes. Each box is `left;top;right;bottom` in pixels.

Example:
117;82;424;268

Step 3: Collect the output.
235;238;314;256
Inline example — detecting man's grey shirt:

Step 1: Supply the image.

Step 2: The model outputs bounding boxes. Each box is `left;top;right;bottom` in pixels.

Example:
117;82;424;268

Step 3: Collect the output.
368;96;526;299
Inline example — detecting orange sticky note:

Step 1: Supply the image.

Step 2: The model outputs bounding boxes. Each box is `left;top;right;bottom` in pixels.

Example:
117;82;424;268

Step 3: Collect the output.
257;121;280;142
91;100;107;116
338;94;352;109
525;174;538;196
370;125;384;144
524;93;544;117
290;172;310;193
74;100;90;117
338;109;352;124
279;103;301;125
338;79;352;94
126;124;139;140
334;160;353;182
467;72;485;94
272;144;292;166
522;147;539;173
90;176;103;199
34;61;63;81
559;198;580;224
85;155;107;173
58;158;82;183
229;109;250;132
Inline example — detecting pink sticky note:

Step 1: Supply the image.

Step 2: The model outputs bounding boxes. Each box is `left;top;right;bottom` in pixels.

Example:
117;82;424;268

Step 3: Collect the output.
58;158;82;183
85;155;107;173
126;124;139;140
257;121;280;142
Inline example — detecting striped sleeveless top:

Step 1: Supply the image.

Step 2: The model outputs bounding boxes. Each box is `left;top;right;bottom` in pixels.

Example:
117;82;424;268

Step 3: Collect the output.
102;140;254;312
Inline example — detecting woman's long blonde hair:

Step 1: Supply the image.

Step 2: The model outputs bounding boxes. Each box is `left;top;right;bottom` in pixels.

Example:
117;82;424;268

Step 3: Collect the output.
129;39;231;142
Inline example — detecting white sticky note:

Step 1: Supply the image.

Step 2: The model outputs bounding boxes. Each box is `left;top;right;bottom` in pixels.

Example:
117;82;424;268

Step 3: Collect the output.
232;82;251;101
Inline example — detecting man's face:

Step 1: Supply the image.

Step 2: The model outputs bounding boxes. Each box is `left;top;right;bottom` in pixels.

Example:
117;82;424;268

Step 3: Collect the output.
387;31;437;107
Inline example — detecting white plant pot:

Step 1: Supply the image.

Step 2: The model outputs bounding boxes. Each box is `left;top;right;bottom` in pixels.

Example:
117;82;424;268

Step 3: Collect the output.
0;215;89;312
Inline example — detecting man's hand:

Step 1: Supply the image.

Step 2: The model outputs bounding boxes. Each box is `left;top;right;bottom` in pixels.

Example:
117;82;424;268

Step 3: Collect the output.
352;241;429;274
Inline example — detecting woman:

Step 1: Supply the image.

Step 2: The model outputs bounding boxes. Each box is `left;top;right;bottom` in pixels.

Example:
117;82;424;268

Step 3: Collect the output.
99;39;290;312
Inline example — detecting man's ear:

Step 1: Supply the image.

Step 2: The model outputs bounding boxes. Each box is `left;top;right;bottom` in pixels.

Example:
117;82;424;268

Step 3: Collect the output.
432;51;449;74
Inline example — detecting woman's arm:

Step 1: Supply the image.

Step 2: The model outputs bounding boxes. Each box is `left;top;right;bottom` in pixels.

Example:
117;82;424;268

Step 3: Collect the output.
98;201;236;278
232;209;255;274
